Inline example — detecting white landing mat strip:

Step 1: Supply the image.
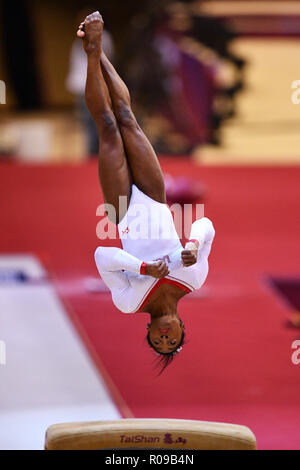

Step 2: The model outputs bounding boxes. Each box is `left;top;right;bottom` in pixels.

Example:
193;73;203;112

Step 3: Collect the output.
0;254;121;450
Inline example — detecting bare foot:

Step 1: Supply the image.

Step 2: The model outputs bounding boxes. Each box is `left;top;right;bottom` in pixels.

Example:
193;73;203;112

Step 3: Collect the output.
77;11;104;55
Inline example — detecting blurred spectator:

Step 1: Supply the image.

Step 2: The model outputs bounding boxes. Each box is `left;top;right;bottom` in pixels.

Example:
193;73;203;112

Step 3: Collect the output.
116;0;245;154
64;1;245;156
154;27;215;149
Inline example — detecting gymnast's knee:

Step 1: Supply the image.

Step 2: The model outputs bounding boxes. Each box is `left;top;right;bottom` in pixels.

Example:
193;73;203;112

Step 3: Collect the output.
99;110;119;136
115;102;138;128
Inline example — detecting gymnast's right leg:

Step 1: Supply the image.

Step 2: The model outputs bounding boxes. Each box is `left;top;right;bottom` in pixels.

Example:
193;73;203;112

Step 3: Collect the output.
79;12;132;223
99;52;166;204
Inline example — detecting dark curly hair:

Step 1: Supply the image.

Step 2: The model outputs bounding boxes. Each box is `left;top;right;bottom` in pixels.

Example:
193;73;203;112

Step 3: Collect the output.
146;327;186;375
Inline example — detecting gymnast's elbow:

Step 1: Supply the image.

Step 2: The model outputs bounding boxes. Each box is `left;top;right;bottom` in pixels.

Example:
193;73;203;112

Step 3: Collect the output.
202;217;216;241
94;246;109;270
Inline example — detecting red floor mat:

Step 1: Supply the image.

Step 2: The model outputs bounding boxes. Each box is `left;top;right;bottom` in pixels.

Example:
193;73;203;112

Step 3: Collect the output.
1;159;300;449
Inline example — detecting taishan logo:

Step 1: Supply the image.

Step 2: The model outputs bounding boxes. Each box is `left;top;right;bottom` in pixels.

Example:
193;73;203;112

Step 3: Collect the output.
119;433;187;445
0;80;6;104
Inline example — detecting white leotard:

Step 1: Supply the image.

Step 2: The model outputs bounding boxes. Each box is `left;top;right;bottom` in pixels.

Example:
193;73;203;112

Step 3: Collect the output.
95;184;215;313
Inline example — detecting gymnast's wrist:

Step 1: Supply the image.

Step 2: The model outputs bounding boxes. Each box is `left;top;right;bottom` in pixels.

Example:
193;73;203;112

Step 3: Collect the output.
185;240;199;251
140;261;147;275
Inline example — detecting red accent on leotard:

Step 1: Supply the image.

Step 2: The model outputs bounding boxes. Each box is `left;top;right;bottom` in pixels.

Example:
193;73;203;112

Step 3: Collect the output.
140;262;147;275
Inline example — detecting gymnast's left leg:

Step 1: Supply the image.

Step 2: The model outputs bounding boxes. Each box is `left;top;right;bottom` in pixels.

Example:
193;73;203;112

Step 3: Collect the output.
78;12;132;223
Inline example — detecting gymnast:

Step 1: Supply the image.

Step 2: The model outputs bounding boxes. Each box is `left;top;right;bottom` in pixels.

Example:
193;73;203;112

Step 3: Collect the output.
77;12;215;372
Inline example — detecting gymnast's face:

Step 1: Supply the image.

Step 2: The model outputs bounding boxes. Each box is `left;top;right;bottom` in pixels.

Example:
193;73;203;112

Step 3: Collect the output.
148;316;184;354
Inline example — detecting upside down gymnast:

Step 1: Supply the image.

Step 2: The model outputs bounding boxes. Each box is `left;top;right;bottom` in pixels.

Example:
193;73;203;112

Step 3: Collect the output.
77;12;215;372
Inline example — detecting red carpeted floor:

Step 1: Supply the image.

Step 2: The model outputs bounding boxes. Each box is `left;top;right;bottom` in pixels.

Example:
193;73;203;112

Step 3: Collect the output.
1;159;300;449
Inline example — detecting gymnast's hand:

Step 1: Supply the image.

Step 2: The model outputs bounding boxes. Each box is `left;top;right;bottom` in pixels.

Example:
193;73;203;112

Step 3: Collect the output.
181;242;198;267
145;260;169;279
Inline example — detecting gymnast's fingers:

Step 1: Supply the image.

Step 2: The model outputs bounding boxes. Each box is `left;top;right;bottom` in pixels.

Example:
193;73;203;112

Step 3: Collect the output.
182;249;193;256
156;261;169;277
181;253;196;267
182;250;196;259
161;266;170;277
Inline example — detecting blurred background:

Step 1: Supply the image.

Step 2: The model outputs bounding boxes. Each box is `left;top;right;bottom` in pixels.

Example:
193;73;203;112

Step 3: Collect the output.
2;0;300;162
1;0;300;450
